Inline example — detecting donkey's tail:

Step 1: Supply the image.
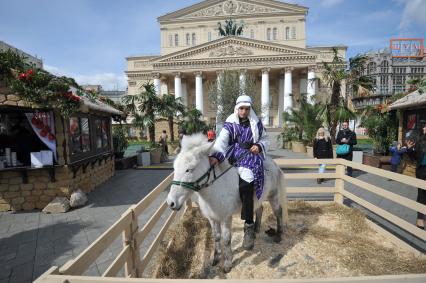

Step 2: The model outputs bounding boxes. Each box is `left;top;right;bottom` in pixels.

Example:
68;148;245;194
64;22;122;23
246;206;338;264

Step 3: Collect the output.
278;167;289;227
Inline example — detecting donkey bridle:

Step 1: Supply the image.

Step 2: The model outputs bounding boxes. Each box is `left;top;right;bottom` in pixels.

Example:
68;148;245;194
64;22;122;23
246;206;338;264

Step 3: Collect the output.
171;151;251;192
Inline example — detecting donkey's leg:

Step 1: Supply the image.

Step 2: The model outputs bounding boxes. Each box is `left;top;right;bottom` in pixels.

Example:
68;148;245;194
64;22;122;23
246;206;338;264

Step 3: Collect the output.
221;216;233;273
209;219;222;266
254;204;263;233
268;193;283;243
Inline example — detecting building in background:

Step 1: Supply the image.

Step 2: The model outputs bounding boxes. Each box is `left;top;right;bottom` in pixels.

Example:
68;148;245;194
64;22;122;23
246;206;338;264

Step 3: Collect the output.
352;38;425;110
126;0;347;128
0;40;43;69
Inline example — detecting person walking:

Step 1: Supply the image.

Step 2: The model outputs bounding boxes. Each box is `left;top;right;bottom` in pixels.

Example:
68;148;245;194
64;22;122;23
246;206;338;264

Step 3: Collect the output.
336;121;357;177
313;127;333;184
406;123;426;230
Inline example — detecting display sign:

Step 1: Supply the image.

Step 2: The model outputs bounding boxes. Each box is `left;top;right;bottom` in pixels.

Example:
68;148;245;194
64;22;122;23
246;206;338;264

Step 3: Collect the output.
390;38;424;58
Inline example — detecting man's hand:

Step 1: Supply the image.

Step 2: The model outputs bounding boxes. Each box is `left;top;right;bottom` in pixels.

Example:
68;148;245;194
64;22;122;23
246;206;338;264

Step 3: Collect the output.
250;144;260;155
209;157;219;166
341;138;348;143
406;140;415;149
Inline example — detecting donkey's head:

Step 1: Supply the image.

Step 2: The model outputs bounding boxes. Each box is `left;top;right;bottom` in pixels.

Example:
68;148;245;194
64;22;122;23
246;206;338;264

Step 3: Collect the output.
167;133;214;211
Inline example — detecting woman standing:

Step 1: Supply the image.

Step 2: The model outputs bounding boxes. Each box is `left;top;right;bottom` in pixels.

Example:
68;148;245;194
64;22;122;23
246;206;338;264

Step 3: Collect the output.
313;127;333;184
406;122;426;230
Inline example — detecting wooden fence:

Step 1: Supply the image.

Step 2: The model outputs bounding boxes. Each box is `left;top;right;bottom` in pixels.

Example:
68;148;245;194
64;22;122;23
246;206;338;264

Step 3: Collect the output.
35;158;426;283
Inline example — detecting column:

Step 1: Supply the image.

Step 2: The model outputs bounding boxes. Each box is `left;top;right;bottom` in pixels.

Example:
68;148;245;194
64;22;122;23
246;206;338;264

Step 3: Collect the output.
153;73;161;96
261;68;270;126
195;71;204;114
278;73;284;127
216;71;224;133
239;69;247;95
307;66;316;104
174;72;182;99
160;80;168;96
181;81;188;107
284;67;293;113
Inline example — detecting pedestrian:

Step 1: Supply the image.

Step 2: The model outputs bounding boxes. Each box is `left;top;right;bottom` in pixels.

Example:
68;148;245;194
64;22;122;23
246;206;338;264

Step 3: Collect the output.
406;122;426;230
389;141;406;175
313;127;333;184
336;121;357;177
159;130;168;155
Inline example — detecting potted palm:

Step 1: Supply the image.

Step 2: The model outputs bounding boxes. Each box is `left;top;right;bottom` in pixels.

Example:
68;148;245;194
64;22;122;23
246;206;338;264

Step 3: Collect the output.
112;126;128;159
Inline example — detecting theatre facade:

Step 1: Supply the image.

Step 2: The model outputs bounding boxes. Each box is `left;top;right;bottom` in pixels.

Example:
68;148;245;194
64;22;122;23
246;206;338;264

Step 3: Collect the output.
126;0;346;127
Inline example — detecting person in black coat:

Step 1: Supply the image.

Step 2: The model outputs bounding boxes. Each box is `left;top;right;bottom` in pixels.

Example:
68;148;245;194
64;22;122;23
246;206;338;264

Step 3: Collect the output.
336;121;357;177
406;122;426;230
313;127;333;184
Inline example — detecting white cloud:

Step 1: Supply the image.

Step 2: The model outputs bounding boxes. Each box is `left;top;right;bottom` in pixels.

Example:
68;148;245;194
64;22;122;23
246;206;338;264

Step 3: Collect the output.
399;0;426;30
320;0;343;7
44;64;127;91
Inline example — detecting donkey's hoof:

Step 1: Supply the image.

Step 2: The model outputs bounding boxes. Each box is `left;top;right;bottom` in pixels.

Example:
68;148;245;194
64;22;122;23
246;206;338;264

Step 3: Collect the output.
273;234;282;243
223;263;232;273
265;227;276;237
212;257;220;266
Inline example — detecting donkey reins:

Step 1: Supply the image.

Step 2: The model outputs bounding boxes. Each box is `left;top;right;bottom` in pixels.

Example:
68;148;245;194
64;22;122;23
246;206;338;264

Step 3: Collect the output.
171;151;251;192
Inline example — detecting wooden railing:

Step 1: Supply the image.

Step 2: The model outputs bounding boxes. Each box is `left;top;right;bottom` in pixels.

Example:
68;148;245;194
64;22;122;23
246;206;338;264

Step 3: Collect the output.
35;158;426;283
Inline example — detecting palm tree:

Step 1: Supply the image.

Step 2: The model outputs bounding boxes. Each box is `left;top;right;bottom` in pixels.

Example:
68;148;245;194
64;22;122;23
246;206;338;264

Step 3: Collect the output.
181;107;208;135
122;82;160;143
317;48;373;143
157;94;186;142
407;78;426;94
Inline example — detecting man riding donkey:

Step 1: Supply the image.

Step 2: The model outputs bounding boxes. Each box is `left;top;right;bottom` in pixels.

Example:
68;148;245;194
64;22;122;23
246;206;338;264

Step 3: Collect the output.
209;95;269;250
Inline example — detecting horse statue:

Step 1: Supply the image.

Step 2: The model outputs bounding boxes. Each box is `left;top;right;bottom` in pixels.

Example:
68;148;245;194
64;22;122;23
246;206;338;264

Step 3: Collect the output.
167;133;288;273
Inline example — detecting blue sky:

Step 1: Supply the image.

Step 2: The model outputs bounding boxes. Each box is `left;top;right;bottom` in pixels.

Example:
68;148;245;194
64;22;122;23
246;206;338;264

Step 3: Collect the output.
0;0;425;90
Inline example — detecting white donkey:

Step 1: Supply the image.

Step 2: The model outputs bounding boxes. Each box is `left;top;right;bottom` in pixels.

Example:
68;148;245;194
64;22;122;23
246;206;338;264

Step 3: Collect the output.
167;133;288;273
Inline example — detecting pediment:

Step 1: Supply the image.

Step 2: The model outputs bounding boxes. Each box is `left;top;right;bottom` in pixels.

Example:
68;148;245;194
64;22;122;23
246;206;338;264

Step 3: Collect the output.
158;0;308;22
155;36;318;62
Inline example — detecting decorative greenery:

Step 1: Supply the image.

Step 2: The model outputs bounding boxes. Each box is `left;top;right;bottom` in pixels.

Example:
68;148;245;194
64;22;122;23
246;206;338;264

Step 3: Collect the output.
123;82;160;144
217;19;244;37
112;126;129;157
180;107;208;135
283;96;324;146
0;49;97;117
277;127;298;148
360;104;397;155
157;94;185;142
407;78;426;94
315;48;374;143
207;70;260;127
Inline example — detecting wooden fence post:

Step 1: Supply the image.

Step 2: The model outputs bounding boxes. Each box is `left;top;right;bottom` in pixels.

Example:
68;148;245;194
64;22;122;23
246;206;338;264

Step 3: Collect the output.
122;206;140;278
334;163;345;204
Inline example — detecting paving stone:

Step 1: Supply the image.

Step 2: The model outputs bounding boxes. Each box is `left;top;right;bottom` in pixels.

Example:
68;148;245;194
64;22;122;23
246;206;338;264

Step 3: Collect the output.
10;261;33;283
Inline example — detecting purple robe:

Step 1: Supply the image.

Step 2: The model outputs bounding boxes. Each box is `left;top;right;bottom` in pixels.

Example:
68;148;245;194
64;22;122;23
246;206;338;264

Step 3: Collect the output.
213;120;265;199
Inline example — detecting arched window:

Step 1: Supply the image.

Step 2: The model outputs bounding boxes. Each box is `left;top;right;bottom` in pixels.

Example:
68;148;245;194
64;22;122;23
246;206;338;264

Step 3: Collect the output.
285;27;290;40
380;60;389;73
273;27;277;40
192;33;196;46
250;29;254;39
367;62;376;75
267;28;271;41
174;34;179;47
291;27;296;39
186;33;190;46
208;31;212;42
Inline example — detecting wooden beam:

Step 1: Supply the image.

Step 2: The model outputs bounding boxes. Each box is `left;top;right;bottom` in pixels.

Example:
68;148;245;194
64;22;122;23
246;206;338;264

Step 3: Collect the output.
136;201;168;246
287;187;335;194
274;158;339;166
283;173;338;180
133;173;173;216
339;159;426;190
343;175;426;215
101;245;130;277
138;211;177;274
59;212;133;275
341;190;426;241
33;273;426;283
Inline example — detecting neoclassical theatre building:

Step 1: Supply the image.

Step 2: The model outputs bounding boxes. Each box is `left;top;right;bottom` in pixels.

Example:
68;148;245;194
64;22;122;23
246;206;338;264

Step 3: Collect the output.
126;0;346;127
